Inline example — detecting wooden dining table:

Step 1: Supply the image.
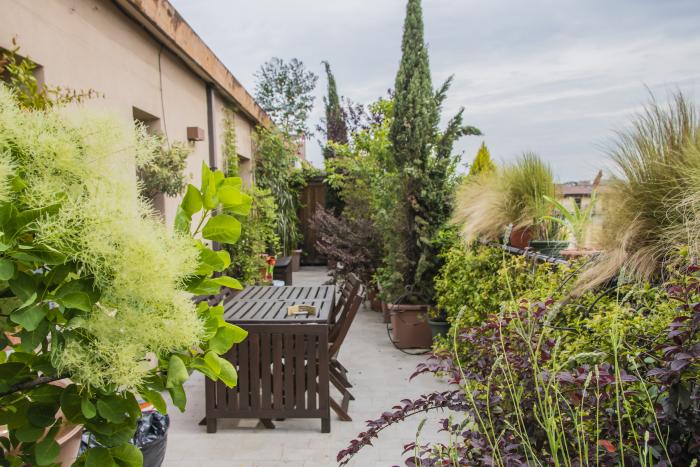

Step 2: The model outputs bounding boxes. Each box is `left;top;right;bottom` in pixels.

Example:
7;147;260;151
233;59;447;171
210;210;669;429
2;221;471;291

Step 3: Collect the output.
203;285;335;433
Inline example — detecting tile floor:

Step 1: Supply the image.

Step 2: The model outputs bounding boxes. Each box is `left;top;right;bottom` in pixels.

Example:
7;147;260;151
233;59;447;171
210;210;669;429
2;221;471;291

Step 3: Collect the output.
163;267;451;467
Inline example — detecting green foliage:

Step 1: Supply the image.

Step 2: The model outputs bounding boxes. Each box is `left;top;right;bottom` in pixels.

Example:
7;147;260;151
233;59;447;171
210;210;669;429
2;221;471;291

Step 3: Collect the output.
254;127;304;255
543;191;598;246
225;186;280;285
578;92;700;291
382;0;480;304
502;152;556;233
453;152;555;243
321;61;348;157
221;107;238;175
433;239;583;351
468;142;495;176
325;98;398;291
137;135;191;199
254;57;318;136
435;243;517;326
0;85;249;466
321;61;349;215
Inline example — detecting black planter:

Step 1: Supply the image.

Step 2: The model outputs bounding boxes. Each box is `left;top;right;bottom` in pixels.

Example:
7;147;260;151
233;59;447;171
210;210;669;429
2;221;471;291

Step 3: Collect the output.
529;240;570;258
428;319;450;339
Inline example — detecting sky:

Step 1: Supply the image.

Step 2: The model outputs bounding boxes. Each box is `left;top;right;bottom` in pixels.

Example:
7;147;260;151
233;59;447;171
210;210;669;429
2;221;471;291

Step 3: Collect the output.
171;0;700;181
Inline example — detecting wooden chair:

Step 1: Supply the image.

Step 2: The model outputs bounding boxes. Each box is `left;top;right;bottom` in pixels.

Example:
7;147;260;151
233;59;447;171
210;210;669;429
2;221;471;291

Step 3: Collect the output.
330;273;362;326
327;291;363;421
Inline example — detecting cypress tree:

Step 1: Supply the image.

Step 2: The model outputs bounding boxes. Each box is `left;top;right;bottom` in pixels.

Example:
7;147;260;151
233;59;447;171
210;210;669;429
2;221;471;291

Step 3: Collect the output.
384;0;481;303
387;0;438;303
321;61;349;215
322;61;348;159
468;142;496;176
390;0;437;169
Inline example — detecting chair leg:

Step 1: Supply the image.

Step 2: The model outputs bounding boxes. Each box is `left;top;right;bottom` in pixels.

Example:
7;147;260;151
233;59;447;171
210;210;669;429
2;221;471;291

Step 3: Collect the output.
260;418;276;429
330;397;352;421
330;364;352;388
342;390;352;413
334;359;350;376
330;373;355;402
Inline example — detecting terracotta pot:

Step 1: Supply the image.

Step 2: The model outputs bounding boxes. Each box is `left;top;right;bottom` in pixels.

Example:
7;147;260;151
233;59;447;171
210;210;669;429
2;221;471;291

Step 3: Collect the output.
389;304;432;349
509;226;533;249
367;290;382;312
292;249;302;272
381;301;391;323
1;416;82;466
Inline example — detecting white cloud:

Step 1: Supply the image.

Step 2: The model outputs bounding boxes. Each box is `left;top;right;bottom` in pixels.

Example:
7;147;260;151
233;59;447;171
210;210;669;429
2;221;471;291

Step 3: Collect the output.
172;0;700;180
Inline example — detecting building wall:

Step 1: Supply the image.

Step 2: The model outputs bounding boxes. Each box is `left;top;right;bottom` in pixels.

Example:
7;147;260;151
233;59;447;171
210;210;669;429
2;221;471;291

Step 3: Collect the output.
1;0;258;224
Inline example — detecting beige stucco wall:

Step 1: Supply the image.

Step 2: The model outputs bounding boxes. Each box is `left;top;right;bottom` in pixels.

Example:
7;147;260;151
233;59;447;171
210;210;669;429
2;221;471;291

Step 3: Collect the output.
1;0;258;224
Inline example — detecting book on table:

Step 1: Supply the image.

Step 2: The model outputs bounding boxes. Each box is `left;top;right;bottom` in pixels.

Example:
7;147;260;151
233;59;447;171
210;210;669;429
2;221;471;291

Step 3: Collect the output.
287;304;317;316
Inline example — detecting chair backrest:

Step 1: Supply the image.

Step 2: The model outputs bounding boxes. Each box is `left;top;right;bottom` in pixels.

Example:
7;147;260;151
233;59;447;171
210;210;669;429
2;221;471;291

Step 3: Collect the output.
331;273;361;324
329;292;363;358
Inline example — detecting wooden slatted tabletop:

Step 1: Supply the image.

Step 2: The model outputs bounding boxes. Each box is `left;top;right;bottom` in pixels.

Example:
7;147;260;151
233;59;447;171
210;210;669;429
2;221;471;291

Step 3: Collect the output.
224;285;334;324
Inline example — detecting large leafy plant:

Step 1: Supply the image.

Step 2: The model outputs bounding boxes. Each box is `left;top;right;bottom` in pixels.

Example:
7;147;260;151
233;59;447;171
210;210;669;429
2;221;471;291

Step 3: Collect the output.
253;127;304;256
0;86;250;466
224;186;280;286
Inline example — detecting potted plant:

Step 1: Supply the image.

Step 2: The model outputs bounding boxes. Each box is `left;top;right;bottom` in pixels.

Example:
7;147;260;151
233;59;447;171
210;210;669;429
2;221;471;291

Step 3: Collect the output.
541;173;602;257
427;307;449;339
0;88;249;466
378;0;479;348
528;222;570;258
454;153;555;249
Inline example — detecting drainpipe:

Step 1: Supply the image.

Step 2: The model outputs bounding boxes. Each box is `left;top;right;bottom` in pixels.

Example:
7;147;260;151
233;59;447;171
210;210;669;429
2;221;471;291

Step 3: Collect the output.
206;83;217;170
205;83;220;253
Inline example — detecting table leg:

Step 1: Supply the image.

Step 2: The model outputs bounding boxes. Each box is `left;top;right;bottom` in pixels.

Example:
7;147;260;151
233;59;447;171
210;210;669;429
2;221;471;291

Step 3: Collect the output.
321;417;330;433
206;417;218;433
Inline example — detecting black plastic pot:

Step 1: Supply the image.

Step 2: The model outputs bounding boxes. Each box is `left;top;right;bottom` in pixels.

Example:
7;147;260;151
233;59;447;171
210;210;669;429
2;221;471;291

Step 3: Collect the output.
529;240;570;258
428;319;450;339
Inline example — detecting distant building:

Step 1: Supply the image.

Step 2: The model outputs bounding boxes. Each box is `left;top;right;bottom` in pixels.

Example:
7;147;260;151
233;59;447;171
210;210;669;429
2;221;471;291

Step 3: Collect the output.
557;176;606;248
558;181;596;209
1;0;271;225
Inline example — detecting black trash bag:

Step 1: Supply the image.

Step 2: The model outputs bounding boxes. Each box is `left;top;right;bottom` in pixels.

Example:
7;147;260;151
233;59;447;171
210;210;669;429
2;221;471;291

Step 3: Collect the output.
80;411;170;467
133;411;169;467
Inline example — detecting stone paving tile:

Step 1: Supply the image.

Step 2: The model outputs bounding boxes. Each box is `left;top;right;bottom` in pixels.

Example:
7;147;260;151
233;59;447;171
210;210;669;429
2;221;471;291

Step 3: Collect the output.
163;267;451;467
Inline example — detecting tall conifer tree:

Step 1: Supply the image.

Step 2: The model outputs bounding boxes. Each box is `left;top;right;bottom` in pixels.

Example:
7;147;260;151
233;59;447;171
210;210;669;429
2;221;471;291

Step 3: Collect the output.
322;61;348;159
322;61;349;214
385;0;481;303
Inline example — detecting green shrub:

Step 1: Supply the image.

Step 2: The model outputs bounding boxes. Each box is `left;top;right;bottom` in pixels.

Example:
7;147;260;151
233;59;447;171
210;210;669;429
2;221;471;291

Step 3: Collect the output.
137;136;191;199
254;127;303;255
225;186;280;285
0;85;250;466
577;92;700;292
